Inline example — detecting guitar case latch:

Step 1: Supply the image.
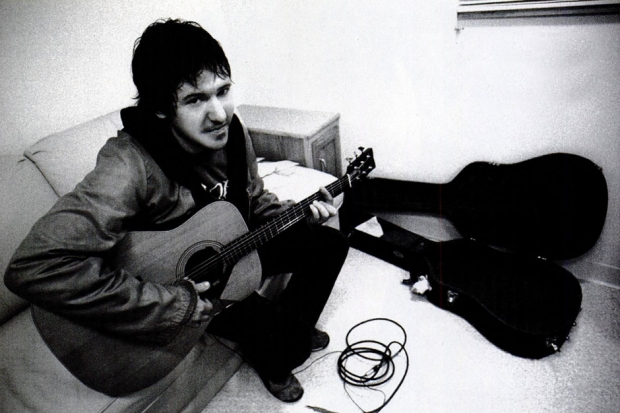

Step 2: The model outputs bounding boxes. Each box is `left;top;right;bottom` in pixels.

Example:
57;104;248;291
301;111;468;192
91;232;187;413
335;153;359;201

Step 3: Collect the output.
546;337;560;353
447;290;459;305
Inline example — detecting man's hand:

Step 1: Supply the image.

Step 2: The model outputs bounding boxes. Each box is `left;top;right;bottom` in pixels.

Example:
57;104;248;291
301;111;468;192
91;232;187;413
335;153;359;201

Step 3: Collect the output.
188;280;213;326
308;187;338;226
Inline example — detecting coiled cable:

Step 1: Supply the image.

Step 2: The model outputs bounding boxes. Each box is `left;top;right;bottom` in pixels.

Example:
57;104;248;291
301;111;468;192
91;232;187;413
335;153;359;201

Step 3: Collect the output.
335;317;409;413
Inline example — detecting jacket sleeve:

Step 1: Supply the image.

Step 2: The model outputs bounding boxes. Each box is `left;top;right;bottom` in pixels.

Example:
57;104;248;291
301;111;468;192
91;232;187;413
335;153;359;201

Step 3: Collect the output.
4;138;197;345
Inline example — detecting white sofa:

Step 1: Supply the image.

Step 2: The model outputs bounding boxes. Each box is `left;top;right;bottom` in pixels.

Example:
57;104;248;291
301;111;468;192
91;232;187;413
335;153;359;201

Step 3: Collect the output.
0;109;341;413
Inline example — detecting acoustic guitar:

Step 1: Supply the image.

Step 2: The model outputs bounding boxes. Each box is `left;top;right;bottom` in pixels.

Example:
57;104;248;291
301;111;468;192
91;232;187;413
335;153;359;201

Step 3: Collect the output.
32;148;375;397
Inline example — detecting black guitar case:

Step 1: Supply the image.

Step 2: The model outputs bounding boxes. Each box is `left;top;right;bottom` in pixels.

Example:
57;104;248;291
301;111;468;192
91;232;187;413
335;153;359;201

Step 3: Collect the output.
351;218;583;359
345;153;608;260
343;153;608;358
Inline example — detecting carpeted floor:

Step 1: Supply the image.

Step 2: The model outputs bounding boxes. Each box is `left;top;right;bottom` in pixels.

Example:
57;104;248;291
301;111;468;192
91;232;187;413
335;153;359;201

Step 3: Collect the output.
203;243;620;413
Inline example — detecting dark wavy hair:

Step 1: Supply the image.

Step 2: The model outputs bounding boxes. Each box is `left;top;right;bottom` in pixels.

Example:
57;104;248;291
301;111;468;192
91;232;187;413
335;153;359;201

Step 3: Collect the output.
131;19;231;116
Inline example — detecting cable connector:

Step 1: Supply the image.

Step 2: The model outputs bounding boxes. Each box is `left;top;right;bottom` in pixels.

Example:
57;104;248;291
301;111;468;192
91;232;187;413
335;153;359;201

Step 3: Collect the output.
411;275;431;295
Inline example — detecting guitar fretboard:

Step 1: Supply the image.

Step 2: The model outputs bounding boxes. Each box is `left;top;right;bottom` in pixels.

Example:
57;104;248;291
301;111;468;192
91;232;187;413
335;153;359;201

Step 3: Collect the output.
222;176;350;264
184;175;350;282
182;146;374;283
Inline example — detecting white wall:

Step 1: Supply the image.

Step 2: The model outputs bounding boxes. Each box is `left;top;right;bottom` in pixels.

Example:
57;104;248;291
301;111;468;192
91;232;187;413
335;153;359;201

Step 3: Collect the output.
1;1;618;278
454;15;620;279
218;2;620;278
219;1;460;181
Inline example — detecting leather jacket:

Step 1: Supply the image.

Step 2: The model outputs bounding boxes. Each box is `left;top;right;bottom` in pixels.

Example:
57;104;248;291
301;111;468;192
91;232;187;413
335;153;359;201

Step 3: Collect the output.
4;108;291;345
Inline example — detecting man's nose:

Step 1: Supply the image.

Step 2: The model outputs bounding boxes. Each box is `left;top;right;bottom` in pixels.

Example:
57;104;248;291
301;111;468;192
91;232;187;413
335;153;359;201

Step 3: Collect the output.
207;98;227;123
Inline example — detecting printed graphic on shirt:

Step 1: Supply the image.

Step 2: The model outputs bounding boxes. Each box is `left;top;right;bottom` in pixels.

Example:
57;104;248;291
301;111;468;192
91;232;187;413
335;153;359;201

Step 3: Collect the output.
202;180;229;200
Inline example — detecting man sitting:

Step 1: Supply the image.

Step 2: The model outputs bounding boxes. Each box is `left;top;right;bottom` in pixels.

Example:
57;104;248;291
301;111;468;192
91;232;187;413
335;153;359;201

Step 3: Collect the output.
5;18;349;403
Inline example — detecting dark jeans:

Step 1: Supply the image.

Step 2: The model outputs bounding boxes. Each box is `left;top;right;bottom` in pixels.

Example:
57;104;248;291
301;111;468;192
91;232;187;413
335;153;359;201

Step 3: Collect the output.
207;222;349;380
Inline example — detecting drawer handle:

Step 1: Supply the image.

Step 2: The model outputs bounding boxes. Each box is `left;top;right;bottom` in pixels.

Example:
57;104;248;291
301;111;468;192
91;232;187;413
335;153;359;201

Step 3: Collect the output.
319;158;327;171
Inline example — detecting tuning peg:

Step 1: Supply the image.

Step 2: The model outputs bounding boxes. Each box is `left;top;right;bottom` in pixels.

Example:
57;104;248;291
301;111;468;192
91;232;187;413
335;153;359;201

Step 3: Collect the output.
346;157;353;164
358;146;365;152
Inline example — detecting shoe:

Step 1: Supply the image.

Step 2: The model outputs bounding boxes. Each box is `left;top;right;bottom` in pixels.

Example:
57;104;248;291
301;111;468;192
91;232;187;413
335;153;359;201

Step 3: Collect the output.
311;328;330;351
259;372;304;403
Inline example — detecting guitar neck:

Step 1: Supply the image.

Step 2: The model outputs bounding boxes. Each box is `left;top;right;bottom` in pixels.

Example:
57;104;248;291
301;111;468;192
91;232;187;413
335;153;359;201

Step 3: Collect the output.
222;175;350;264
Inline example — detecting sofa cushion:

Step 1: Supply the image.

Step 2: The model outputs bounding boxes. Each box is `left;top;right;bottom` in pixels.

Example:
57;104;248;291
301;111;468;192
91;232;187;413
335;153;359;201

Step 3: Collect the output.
0;155;58;324
24;110;123;196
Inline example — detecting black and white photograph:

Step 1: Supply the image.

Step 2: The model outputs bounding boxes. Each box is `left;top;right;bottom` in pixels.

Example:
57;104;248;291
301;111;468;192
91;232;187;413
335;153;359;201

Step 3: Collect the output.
0;1;619;412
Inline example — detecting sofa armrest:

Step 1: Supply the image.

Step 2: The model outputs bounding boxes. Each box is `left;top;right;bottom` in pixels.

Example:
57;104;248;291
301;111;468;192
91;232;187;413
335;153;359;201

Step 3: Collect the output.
0;155;58;324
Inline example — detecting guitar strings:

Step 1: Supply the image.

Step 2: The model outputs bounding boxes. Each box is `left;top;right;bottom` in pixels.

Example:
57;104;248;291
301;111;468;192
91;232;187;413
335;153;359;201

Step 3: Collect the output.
182;178;346;281
183;148;373;282
180;178;349;283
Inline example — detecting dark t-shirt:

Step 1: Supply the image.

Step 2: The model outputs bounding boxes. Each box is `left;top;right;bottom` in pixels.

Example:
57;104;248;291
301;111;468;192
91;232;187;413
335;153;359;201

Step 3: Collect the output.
192;149;229;200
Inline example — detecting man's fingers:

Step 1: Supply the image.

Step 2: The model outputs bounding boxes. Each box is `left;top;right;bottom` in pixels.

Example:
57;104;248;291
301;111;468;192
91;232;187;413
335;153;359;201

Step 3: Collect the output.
312;201;329;218
319;187;333;204
191;280;211;294
309;200;337;225
325;203;338;216
314;200;337;217
309;188;338;225
310;204;320;221
198;299;213;314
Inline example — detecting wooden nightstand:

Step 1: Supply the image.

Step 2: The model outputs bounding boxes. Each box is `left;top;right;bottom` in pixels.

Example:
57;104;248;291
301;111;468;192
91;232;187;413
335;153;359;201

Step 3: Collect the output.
237;105;342;176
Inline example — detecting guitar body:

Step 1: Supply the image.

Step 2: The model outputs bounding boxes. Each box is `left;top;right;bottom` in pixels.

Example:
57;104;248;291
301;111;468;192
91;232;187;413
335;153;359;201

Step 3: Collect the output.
32;201;261;396
111;201;261;302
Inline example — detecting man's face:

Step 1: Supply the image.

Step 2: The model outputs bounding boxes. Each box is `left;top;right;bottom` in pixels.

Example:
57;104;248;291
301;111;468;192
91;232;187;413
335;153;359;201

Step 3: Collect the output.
169;70;235;153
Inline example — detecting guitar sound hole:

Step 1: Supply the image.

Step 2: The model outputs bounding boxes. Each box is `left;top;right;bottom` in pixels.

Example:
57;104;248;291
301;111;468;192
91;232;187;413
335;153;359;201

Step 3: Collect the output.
184;247;228;301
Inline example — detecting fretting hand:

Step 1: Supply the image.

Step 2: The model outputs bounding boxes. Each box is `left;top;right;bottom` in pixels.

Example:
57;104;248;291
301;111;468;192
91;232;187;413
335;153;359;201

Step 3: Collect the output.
308;187;338;226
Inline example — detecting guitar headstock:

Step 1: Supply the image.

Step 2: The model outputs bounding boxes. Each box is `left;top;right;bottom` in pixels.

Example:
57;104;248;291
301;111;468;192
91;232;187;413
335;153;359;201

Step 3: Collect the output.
345;147;375;185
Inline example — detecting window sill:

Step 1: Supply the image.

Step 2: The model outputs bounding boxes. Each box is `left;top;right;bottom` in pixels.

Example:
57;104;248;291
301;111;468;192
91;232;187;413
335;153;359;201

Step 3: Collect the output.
458;1;620;18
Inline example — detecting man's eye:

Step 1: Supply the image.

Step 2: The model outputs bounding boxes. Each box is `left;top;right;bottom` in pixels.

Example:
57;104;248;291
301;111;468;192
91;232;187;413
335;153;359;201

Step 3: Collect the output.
218;87;230;97
185;97;203;105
